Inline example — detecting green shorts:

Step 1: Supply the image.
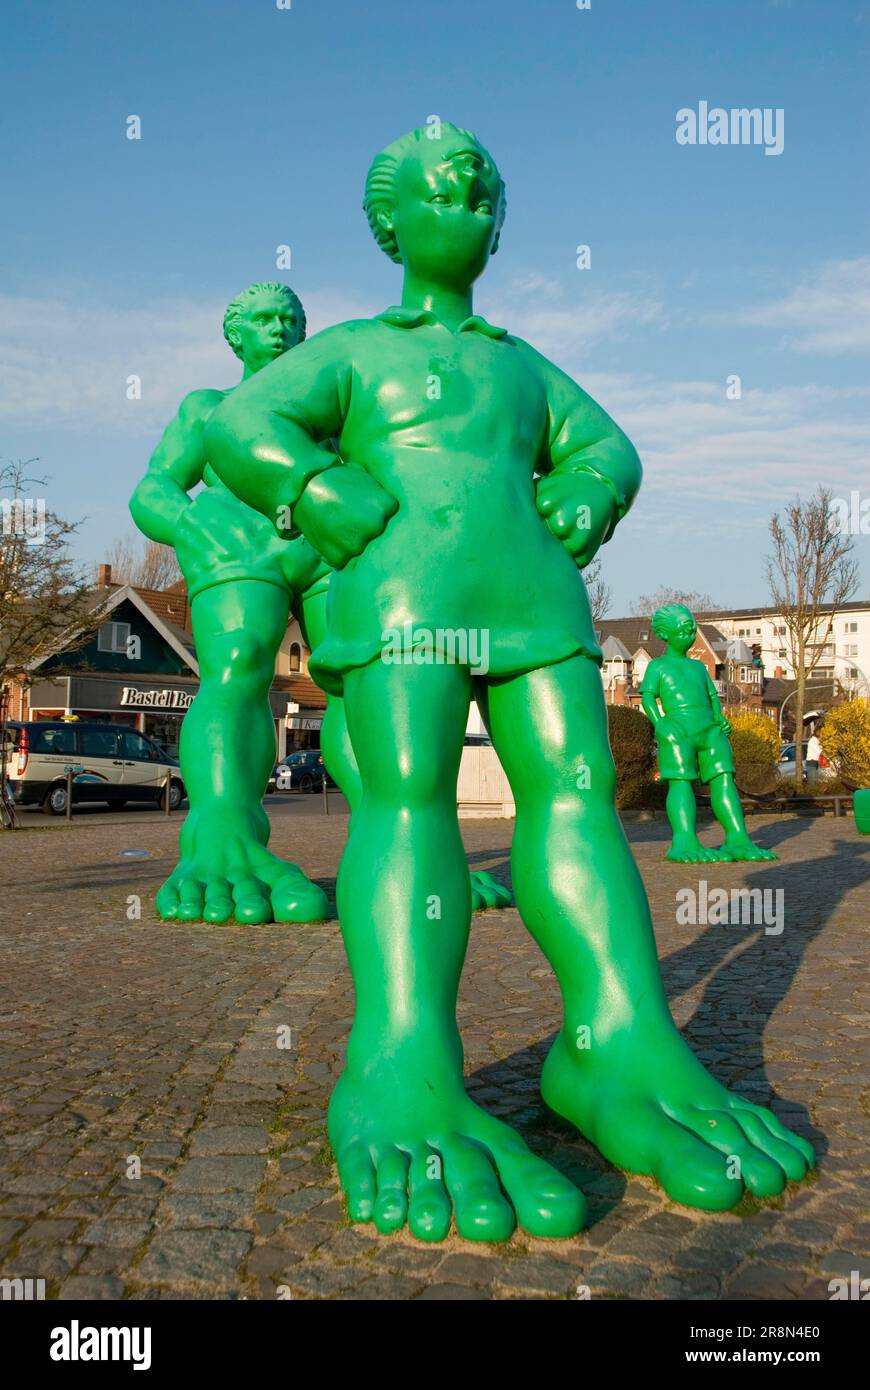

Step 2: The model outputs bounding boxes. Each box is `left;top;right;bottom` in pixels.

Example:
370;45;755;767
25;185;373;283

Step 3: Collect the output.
656;716;734;784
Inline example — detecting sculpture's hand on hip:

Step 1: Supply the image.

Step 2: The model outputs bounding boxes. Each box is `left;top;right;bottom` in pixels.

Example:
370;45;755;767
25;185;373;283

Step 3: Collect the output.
294;464;398;570
535;472;615;567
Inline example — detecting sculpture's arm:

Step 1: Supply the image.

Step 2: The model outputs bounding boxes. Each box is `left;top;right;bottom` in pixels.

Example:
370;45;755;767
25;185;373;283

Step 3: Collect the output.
539;362;642;522
205;325;396;569
706;671;732;733
640;665;687;739
640;690;665;728
129;390;219;545
516;340;642;565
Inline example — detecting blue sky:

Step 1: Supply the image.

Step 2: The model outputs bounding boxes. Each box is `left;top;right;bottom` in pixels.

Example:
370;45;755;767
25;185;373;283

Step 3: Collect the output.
2;0;868;613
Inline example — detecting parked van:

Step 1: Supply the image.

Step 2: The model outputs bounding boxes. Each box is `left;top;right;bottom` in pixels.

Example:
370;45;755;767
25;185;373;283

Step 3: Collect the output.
3;720;186;815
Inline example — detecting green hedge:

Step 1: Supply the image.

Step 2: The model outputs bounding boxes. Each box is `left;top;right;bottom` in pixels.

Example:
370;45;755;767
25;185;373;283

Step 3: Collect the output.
607;705;658;809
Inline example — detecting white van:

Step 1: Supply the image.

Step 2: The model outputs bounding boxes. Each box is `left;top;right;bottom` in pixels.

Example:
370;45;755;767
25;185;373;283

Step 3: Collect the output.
3;720;186;815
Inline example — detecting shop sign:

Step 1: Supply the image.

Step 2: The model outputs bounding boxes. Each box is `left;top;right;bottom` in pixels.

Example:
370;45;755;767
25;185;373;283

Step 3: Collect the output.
120;687;195;710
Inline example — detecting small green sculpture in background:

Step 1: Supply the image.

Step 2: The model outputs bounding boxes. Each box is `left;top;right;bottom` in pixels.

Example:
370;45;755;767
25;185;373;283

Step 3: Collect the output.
640;605;778;863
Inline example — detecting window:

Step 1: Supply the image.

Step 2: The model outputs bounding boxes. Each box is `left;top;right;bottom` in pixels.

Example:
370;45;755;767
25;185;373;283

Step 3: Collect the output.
80;727;122;758
288;643;302;672
98;621;131;654
121;731;156;762
775;625;786;636
30;725;77;755
778;649;787;659
845;621;858;633
845;644;858;657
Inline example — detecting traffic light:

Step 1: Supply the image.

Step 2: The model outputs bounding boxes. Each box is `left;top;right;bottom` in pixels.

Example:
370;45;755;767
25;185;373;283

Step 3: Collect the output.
751;643;763;668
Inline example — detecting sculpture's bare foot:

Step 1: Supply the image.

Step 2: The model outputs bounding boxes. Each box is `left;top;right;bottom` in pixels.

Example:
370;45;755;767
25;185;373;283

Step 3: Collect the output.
542;1026;813;1211
329;1056;586;1242
155;806;328;924
718;836;778;862
470;869;513;910
666;837;720;864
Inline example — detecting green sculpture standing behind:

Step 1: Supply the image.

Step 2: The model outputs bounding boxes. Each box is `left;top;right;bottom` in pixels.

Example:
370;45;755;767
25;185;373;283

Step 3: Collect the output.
130;283;331;924
205;123;811;1240
640;605;778;863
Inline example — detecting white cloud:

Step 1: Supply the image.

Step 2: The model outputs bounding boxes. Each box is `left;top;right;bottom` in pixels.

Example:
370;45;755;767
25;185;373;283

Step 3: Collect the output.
738;257;870;354
486;278;665;359
578;372;870;529
0;287;376;433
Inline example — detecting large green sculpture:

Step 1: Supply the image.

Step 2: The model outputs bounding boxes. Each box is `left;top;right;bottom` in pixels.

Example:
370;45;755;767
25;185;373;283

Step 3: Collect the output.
206;125;813;1239
640;605;778;863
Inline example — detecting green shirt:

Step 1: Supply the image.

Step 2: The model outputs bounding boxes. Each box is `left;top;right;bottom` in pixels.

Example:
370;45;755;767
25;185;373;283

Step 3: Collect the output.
640;655;720;721
207;307;642;693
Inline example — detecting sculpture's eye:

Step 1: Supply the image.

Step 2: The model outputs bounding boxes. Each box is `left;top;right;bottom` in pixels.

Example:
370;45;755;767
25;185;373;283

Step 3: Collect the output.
429;194;451;205
476;201;493;216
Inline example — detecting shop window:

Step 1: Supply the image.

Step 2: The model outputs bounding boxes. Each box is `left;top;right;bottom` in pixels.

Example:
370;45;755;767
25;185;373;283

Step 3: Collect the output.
98;621;131;654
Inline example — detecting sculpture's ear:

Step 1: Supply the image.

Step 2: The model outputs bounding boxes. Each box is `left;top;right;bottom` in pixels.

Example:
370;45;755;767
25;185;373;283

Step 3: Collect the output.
376;208;395;234
489;229;501;257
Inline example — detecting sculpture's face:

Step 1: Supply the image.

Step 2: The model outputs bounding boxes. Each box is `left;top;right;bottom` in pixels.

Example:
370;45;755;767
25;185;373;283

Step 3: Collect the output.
389;137;502;287
667;611;698;652
233;289;303;373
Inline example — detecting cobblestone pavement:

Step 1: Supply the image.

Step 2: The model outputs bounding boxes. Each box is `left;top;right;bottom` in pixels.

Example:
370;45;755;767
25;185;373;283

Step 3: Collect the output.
0;810;867;1301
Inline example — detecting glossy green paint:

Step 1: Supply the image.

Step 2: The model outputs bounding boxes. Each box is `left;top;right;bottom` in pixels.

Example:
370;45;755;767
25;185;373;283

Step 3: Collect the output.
641;605;778;863
206;124;812;1237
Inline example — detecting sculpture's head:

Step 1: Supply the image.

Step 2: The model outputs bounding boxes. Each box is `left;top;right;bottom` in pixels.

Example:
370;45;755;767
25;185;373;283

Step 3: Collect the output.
222;282;306;374
364;122;506;289
652;603;697;652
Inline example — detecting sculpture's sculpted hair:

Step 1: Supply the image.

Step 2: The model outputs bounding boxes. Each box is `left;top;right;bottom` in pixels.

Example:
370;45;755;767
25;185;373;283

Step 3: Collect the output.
651;603;695;640
222;282;306;359
363;123;507;263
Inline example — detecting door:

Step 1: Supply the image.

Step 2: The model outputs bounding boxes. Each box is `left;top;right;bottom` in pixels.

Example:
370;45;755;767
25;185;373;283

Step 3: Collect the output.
77;725;126;802
119;729;165;799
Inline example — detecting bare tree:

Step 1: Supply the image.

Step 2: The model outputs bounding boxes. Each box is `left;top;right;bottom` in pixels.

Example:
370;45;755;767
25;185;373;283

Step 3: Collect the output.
585;557;611;625
630;586;723;617
103;535;181;591
766;486;859;784
1;459;100;759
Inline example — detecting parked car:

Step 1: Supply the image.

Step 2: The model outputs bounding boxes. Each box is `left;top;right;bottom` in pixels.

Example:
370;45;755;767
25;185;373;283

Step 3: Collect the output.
273;749;336;793
3;720;186;814
777;741;835;782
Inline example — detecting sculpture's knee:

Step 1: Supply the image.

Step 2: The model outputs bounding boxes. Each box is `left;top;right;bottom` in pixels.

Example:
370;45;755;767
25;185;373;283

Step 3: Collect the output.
551;744;617;810
362;747;456;812
201;628;271;688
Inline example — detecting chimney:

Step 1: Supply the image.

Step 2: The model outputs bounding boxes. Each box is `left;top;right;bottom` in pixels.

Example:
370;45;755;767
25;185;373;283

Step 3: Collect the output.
98;563;112;589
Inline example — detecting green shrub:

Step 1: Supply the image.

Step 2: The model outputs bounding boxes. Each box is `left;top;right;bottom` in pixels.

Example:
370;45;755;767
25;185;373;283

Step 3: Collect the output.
607;705;657;809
